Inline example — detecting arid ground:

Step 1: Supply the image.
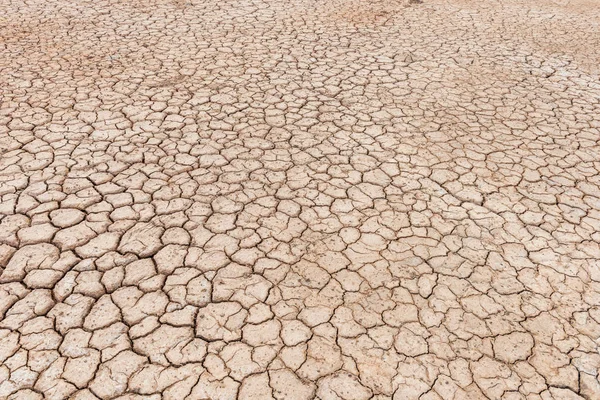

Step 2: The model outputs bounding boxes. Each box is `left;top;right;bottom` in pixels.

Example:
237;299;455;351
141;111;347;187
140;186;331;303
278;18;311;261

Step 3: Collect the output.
1;0;600;399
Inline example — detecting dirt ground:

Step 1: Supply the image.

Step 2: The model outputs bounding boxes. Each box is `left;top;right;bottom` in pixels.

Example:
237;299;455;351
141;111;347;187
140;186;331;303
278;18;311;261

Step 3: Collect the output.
1;0;600;399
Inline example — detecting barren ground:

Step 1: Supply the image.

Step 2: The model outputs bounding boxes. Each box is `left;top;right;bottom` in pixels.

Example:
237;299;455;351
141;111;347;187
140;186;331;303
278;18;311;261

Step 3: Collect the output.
1;0;600;399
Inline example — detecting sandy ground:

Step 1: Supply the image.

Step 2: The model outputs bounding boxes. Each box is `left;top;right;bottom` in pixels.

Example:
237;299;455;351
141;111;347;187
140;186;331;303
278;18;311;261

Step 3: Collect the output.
1;0;600;399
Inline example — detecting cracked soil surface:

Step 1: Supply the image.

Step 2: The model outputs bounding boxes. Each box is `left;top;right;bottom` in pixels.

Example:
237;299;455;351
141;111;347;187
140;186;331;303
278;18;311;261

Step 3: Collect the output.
1;0;600;399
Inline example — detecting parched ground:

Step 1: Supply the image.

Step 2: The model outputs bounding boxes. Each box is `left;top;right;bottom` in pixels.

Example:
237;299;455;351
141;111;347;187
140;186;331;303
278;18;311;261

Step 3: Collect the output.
1;0;600;398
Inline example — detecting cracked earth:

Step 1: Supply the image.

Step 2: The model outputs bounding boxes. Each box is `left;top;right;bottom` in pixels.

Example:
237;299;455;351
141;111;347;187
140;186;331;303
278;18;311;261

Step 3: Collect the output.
1;0;600;399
